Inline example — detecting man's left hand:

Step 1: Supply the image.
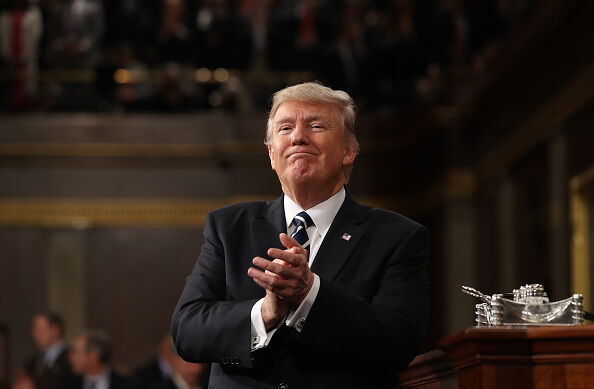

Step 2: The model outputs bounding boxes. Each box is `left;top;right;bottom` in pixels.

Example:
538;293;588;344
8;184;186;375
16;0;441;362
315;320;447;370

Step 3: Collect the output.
248;233;314;306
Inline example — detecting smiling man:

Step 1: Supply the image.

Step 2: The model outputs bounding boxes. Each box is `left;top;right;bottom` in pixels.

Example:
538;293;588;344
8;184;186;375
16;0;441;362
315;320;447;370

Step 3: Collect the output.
171;82;430;388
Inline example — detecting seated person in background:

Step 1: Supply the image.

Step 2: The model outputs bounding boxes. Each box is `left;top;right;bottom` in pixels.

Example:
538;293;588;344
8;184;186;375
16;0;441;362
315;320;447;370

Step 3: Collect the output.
67;329;130;389
16;312;73;389
45;0;104;68
149;337;208;389
0;0;43;108
132;335;173;389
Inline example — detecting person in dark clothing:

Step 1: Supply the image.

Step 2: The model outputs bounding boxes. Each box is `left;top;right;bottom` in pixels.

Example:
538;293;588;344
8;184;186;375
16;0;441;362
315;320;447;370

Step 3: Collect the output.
132;335;174;389
18;312;74;389
65;329;130;389
145;337;208;389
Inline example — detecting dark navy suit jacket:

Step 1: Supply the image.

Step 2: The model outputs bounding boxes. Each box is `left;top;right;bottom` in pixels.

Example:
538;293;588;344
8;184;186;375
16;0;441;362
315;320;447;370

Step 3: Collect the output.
171;191;429;388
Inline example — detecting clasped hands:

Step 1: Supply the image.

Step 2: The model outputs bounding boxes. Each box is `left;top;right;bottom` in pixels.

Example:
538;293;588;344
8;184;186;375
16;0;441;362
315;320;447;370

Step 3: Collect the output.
247;233;314;331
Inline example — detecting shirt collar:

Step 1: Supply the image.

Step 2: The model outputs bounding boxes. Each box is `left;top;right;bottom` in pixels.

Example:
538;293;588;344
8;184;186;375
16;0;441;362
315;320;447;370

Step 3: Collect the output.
157;355;173;378
43;341;66;367
171;372;191;389
85;368;110;389
284;187;345;240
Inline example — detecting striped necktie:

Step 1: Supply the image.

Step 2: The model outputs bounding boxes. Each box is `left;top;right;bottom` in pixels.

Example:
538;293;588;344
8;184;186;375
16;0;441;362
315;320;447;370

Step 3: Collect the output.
290;211;314;253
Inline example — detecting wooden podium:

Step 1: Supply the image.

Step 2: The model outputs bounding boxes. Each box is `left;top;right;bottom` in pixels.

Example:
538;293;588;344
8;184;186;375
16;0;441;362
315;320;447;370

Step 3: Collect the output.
398;325;594;389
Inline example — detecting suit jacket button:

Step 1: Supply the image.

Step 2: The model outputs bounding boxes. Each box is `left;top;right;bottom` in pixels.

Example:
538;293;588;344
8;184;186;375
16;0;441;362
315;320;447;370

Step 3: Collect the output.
278;383;288;389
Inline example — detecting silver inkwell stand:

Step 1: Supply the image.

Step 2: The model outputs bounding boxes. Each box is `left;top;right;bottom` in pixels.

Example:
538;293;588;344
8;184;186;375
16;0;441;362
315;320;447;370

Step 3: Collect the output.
461;283;590;327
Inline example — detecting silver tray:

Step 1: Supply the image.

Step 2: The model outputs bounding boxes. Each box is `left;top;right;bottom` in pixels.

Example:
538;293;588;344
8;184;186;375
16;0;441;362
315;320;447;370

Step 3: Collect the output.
462;284;584;326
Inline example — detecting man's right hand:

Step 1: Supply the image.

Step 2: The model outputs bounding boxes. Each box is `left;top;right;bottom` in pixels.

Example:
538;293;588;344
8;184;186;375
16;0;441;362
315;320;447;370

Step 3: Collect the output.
260;259;290;331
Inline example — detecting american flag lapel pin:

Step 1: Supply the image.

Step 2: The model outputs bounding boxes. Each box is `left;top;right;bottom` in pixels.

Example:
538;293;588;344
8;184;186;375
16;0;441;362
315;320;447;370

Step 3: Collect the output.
341;233;352;241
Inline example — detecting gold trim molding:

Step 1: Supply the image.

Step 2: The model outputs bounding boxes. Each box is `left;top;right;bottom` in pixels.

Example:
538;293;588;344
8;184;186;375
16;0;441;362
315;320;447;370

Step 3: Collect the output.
0;196;407;228
0;142;265;158
0;198;268;228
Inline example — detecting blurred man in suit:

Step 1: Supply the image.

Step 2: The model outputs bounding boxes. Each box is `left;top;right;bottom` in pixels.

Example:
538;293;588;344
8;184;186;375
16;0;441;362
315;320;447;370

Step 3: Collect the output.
17;312;73;389
132;335;174;389
67;329;129;389
146;337;208;389
171;82;429;388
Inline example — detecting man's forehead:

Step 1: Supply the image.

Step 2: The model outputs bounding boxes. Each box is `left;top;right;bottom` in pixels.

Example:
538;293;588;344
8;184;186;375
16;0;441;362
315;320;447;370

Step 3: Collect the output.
273;100;339;122
33;315;50;325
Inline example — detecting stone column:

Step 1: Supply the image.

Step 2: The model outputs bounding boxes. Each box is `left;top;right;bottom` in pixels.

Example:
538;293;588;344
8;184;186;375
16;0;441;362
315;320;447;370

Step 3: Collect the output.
46;230;87;340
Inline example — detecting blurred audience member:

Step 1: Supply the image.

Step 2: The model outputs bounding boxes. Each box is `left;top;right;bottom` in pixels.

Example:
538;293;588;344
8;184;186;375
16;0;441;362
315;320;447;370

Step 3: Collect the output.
242;0;271;70
156;0;191;64
190;0;252;69
0;0;542;111
43;0;104;109
45;0;104;68
101;0;161;64
67;329;130;389
132;335;173;389
17;312;73;389
318;0;365;92
359;0;424;107
151;62;197;111
149;337;207;389
0;0;42;108
112;43;152;109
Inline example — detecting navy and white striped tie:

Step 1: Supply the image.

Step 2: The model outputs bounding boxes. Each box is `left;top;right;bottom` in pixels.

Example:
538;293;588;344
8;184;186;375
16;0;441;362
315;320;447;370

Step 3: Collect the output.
290;211;314;253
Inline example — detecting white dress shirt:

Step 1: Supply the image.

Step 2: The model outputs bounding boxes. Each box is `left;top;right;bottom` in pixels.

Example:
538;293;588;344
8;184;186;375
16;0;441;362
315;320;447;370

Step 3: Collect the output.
43;341;66;368
250;188;346;350
84;369;109;389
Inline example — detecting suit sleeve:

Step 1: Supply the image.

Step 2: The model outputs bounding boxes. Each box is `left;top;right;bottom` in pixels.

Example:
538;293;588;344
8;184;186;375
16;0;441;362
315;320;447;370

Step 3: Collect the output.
297;223;429;368
170;212;257;368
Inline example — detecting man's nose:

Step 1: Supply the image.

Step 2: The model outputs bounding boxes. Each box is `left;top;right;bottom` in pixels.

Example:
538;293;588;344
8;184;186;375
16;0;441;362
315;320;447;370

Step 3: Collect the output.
291;123;309;145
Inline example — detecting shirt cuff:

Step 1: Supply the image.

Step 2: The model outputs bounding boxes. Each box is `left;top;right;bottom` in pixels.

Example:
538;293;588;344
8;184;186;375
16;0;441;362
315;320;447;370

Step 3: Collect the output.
286;273;320;332
250;298;282;351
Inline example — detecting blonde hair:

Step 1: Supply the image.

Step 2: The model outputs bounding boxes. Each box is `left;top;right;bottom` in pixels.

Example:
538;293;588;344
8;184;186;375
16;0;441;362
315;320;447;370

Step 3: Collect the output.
265;82;360;180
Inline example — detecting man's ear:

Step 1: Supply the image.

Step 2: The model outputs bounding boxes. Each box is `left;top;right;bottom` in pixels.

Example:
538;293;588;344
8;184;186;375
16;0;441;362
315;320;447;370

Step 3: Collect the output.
268;143;276;171
342;142;358;166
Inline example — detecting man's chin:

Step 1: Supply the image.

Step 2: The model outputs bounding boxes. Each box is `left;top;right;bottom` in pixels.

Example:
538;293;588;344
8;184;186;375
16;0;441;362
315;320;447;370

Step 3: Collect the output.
289;166;315;182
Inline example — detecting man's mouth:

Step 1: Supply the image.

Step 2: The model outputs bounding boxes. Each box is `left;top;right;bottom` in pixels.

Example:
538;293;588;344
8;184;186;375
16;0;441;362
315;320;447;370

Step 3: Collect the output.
287;149;316;158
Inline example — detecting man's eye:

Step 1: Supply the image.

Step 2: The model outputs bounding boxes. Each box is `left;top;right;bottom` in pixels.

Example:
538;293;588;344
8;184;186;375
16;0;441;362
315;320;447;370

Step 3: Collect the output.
278;127;291;133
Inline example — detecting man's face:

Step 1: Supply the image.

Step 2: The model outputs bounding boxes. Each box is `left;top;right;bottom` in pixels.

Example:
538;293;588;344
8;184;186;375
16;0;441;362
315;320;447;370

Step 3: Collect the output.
31;315;59;350
68;335;89;375
268;101;356;191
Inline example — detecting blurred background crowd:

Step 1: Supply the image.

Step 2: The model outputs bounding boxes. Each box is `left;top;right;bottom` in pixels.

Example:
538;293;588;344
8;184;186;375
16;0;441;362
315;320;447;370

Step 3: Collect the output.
9;312;209;389
0;0;539;112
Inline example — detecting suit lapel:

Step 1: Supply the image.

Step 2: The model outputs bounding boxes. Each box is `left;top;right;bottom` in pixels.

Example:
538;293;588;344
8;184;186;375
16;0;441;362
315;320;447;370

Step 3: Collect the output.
251;195;286;256
311;191;370;281
250;192;371;281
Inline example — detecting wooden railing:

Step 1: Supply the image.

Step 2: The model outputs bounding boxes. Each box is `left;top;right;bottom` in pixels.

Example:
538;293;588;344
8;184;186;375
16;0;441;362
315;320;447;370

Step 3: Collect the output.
399;325;594;389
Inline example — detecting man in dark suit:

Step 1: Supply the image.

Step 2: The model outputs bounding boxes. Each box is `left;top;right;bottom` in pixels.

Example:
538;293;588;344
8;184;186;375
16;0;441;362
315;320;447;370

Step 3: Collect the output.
20;312;74;389
147;337;208;389
171;82;429;388
66;329;130;389
132;335;174;389
133;335;209;389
